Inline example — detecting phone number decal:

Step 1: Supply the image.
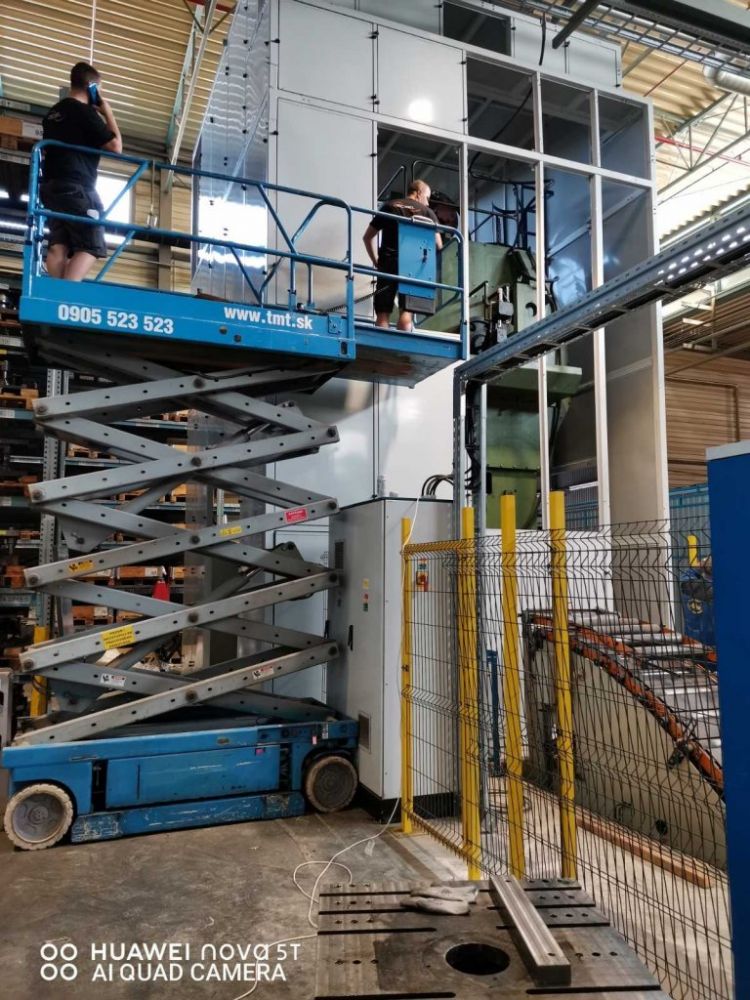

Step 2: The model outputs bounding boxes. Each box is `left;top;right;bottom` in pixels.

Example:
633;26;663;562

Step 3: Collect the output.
57;304;174;335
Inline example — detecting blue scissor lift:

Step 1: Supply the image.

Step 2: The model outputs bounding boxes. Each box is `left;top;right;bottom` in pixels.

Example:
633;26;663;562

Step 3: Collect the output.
1;143;466;849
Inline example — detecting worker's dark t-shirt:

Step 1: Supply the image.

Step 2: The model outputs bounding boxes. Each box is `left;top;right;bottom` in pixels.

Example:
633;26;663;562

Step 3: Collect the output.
370;197;439;261
42;98;115;189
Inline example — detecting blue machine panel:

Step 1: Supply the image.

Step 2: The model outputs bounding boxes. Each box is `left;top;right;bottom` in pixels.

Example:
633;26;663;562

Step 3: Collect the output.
105;744;281;807
397;219;437;307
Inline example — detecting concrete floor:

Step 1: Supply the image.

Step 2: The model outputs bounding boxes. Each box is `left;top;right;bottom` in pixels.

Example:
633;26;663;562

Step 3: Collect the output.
0;809;465;1000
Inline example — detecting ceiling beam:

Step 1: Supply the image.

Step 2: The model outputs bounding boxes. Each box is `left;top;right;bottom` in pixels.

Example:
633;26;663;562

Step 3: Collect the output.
552;0;602;50
167;0;221;165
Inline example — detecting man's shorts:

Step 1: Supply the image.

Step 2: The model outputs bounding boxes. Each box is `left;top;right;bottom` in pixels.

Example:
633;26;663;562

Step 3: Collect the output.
373;253;404;315
41;181;108;259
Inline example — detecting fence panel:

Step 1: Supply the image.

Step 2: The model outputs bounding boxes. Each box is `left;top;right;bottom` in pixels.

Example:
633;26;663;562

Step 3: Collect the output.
402;505;728;1000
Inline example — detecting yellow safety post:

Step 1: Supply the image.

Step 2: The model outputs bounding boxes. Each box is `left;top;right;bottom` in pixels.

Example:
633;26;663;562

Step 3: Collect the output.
29;625;49;716
550;491;577;879
458;506;482;879
501;494;525;878
687;533;700;567
400;517;414;835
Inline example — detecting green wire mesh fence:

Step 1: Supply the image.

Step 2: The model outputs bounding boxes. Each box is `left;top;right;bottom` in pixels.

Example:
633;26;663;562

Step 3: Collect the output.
402;505;727;1000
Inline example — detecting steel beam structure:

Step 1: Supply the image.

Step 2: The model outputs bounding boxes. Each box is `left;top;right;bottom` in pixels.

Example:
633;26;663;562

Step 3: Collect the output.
456;199;750;382
13;346;343;745
168;0;220;165
493;0;750;72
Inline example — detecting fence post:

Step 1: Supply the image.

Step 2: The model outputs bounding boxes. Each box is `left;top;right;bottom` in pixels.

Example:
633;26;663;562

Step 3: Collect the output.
459;506;482;879
708;442;750;999
550;491;577;880
501;493;525;877
400;517;414;835
687;533;699;567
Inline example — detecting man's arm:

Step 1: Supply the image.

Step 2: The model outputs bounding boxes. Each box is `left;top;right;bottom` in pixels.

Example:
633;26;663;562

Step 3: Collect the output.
363;224;379;267
98;97;122;154
435;232;443;251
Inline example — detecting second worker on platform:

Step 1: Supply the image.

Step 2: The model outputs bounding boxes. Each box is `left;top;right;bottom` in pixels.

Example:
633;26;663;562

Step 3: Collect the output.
363;179;443;332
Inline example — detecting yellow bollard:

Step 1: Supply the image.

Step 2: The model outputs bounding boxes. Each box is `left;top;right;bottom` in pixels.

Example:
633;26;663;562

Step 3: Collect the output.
501;494;525;878
550;491;577;879
458;506;482;879
400;517;414;835
29;625;50;717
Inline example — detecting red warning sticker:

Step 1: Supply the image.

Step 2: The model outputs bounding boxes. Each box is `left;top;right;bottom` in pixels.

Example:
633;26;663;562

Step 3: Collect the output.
284;507;309;524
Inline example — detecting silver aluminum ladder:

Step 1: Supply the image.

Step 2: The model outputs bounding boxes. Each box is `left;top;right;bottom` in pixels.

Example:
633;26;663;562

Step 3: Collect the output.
14;334;342;746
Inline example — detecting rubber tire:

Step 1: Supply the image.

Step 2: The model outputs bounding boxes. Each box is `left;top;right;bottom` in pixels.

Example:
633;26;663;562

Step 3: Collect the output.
304;755;357;813
4;783;74;850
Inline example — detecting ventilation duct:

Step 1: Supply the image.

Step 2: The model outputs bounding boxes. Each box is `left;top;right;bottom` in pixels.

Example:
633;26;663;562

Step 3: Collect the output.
704;64;750;96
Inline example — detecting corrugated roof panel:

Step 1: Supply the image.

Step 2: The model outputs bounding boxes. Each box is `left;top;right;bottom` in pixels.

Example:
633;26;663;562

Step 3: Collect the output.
0;0;230;155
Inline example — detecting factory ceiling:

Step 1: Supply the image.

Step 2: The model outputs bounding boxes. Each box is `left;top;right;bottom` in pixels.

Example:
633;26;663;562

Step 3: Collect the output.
499;0;750;238
0;0;746;233
0;0;232;159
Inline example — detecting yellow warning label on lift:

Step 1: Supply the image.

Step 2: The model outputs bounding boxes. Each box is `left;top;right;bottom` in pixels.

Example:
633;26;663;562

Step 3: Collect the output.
219;524;243;537
101;624;137;650
69;558;95;574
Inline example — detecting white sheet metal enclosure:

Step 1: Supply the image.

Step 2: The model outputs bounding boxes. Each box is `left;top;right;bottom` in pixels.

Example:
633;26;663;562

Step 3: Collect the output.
192;0;667;685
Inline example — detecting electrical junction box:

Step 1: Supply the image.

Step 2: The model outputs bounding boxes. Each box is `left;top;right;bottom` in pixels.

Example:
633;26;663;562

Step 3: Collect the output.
327;498;452;808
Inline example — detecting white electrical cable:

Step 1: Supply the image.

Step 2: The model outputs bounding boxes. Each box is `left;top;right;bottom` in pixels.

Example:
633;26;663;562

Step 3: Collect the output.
301;794;402;930
228;800;400;1000
292;860;353;902
228;932;318;1000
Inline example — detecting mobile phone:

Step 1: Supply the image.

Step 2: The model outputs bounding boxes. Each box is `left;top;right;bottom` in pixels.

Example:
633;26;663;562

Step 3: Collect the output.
87;83;102;107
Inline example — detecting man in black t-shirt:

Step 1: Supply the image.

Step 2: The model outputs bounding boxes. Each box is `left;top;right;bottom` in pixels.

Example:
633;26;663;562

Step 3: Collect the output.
363;179;443;331
42;61;122;281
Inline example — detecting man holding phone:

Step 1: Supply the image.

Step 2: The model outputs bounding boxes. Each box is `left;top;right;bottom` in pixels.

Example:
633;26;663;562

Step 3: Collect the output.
41;62;122;281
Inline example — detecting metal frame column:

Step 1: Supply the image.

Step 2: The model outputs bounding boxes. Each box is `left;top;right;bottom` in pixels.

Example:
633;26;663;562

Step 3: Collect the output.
707;439;750;1000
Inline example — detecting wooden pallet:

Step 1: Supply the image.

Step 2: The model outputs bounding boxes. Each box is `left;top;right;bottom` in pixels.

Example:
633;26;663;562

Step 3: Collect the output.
1;565;26;588
0;391;37;410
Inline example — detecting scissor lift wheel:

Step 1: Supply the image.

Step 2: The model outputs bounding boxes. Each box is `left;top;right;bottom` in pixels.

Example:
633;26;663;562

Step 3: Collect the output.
304;755;357;813
4;783;74;850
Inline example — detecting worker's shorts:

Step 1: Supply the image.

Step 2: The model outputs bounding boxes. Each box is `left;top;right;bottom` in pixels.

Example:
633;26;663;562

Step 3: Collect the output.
373;254;405;315
41;181;108;259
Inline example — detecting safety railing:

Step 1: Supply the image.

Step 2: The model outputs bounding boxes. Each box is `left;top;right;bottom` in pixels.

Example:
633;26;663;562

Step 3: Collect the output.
401;496;728;1000
24;141;466;349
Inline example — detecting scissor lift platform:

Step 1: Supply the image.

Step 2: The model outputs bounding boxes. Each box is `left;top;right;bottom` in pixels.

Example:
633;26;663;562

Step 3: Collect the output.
1;147;466;849
21;279;463;387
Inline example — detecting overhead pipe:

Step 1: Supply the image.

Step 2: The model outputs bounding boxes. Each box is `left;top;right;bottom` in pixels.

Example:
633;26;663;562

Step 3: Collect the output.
704;64;750;97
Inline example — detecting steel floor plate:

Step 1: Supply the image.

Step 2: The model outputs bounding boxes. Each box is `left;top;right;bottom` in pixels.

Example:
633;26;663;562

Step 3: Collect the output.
315;880;670;999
